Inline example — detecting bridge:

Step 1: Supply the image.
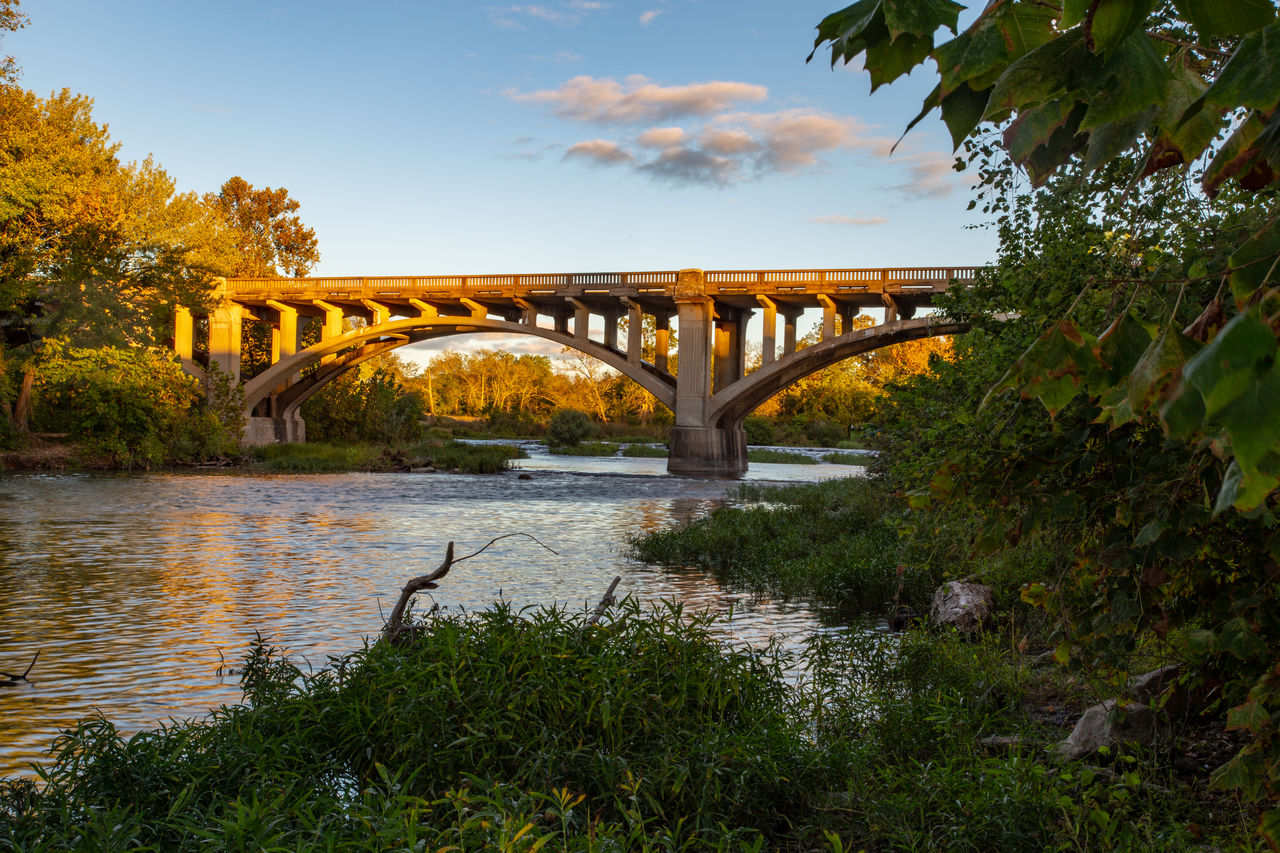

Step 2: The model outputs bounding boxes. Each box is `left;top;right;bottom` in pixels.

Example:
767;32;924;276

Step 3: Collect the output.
172;266;977;477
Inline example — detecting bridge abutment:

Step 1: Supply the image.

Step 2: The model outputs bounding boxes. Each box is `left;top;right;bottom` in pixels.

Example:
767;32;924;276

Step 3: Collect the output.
667;425;747;478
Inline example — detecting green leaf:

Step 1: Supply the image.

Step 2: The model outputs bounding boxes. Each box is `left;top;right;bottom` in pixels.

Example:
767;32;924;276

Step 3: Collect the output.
1218;616;1270;661
1079;32;1172;131
1226;699;1272;734
1203;113;1271;196
1126;326;1201;413
811;0;884;67
1201;22;1280;113
881;0;963;40
1184;310;1278;418
985;30;1091;118
1097;311;1156;385
1260;809;1280;850
1227;218;1280;304
1148;66;1220;174
1210;746;1267;799
939;82;993;149
1159;381;1206;438
1172;0;1276;38
1003;98;1079;164
1216;364;1280;474
984;321;1102;416
1060;0;1091;29
865;31;935;92
1087;0;1158;55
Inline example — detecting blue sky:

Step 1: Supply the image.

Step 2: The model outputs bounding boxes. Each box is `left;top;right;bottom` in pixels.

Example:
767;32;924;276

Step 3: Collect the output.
11;0;996;358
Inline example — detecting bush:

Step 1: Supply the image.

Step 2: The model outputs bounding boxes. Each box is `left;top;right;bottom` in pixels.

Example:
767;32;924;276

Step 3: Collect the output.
1;602;834;850
549;441;618;457
742;414;777;445
546;408;595;447
30;343;237;467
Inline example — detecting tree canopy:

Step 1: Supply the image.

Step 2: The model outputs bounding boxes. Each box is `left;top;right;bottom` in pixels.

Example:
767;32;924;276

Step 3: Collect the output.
208;177;320;279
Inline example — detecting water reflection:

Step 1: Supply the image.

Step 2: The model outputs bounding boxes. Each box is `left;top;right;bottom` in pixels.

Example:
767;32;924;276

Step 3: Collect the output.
0;457;863;776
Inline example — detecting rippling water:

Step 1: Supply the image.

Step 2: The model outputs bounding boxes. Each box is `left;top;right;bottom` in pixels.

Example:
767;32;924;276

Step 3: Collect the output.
0;449;864;776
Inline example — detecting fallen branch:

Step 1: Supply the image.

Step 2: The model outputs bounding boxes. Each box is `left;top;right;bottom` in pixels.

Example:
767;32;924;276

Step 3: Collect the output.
0;650;40;687
584;575;622;632
380;534;560;644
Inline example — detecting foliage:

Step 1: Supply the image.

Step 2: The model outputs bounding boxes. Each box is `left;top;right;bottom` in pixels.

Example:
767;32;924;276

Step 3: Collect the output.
302;364;426;445
248;440;523;474
620;442;669;457
814;0;1280;827
546;407;596;447
0;0;25;84
29;343;237;467
0;602;832;851
549;440;619;457
419;439;525;473
745;447;818;464
820;450;870;465
207;176;319;278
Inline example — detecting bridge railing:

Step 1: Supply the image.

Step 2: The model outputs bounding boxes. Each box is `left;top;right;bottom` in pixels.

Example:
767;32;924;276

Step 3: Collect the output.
225;267;981;297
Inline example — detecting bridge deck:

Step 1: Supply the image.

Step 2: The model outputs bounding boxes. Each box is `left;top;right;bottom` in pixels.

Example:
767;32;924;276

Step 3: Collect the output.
225;267;979;316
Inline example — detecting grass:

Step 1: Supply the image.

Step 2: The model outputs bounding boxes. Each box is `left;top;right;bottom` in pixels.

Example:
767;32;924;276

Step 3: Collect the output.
248;440;526;474
821;450;869;465
746;447;818;464
620;443;669;457
548;441;619;457
0;600;1241;852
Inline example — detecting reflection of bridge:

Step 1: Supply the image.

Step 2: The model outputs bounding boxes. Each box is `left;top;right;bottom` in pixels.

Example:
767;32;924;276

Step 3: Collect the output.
172;266;977;477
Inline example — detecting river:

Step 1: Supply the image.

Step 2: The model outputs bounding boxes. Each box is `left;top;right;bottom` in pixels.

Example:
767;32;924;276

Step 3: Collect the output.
0;444;867;777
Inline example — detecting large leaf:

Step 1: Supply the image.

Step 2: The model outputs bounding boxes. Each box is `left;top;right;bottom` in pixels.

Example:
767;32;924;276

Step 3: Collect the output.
1125;327;1202;413
1172;0;1276;38
1201;22;1280;113
933;1;1057;98
1087;0;1159;55
1097;311;1156;385
1203;114;1273;196
1145;65;1220;175
1184;310;1278;418
810;0;883;66
985;30;1091;119
865;30;935;91
940;82;994;149
881;0;963;40
1216;364;1280;474
1078;32;1172;131
1228;218;1280;304
984;320;1102;416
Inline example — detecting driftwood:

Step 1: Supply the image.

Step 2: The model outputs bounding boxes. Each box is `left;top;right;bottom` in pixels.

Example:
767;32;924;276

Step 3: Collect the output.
0;650;39;687
381;534;559;644
586;576;622;628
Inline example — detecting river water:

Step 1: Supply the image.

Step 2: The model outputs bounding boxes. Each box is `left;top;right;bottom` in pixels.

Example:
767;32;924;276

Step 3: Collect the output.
0;445;867;777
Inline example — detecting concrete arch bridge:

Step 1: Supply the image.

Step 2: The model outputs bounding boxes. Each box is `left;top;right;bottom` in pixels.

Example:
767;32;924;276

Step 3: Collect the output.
172;266;977;477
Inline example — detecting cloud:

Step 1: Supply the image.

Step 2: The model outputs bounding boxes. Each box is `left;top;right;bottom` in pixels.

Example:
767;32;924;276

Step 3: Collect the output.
508;75;767;124
563;139;634;165
635;126;686;148
639;9;663;25
809;215;889;226
489;2;611;28
886;150;958;199
516;74;958;194
638;147;739;186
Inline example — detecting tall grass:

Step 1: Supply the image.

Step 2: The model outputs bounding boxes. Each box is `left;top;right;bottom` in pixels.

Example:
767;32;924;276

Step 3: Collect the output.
248;440;525;474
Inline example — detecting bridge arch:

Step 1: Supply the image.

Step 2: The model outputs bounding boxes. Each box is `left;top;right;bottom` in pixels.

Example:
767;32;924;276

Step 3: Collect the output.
242;315;678;418
705;317;969;430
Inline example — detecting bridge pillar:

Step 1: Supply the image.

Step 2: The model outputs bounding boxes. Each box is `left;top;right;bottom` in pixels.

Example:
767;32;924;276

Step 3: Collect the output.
174;305;194;362
314;300;345;365
817;295;837;341
655;314;671;373
209;298;242;382
783;310;799;356
757;296;777;365
623;299;643;365
713;307;750;391
668;269;746;478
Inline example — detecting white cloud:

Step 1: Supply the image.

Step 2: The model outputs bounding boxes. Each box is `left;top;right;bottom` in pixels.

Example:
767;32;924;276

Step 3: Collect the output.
635;126;686;148
639;9;663;25
563;139;634;165
886;150;959;199
508;75;767;124
638;147;739;186
809;215;889;226
489;2;611;28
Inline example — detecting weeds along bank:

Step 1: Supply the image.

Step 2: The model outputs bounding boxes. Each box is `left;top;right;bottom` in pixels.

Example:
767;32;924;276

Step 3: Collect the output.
0;599;1239;852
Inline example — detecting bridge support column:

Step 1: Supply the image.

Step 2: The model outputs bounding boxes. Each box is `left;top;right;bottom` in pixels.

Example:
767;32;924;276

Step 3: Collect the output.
314;300;345;365
623;299;643;365
757;296;777;366
655;314;671;373
713;306;750;391
209;299;242;382
174;306;194;363
668;269;746;478
783;310;799;356
818;295;837;341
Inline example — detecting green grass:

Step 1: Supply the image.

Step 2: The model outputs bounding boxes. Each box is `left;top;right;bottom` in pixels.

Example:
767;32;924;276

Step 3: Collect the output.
621;443;669;457
1;601;1239;852
821;450;870;465
549;441;619;456
746;447;818;464
248;441;525;474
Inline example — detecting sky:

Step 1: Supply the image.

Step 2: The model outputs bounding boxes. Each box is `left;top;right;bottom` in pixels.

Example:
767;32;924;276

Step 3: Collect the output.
10;0;998;361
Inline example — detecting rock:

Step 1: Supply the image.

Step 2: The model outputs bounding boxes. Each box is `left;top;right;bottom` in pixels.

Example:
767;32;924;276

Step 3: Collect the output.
928;581;995;632
1054;699;1163;760
976;735;1023;753
518;473;533;480
1128;664;1182;704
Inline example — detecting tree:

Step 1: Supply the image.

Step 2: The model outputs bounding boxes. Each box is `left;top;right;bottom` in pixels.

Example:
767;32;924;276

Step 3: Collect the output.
811;0;1280;830
0;0;26;84
208;177;320;278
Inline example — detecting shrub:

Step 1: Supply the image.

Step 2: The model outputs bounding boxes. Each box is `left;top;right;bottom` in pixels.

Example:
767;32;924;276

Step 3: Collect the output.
742;414;777;445
546;408;595;447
